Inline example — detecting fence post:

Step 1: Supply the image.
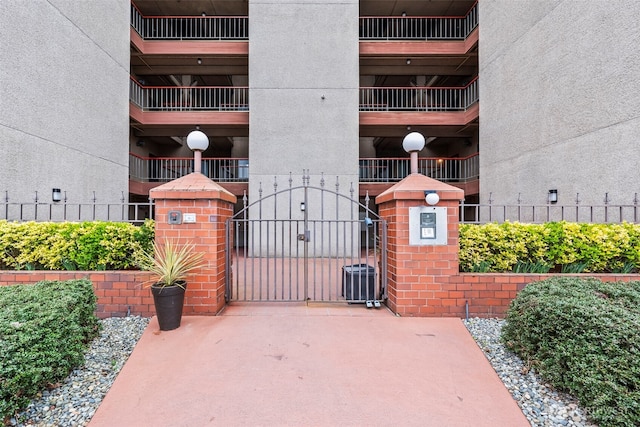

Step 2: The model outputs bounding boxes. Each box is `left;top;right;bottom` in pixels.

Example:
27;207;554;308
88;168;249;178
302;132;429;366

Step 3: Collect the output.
150;172;237;314
376;174;464;316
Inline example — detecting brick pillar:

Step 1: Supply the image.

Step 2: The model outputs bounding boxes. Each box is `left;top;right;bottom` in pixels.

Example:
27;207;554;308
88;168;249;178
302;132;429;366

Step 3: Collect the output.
376;174;464;317
150;173;236;315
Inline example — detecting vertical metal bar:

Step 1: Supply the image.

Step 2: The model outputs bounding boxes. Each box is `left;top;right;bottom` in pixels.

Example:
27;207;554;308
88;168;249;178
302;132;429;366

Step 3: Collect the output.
303;180;309;302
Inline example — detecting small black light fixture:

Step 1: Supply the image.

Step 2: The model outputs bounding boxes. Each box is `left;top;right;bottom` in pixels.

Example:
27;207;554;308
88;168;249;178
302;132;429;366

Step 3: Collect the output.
401;11;407;17
406;58;411;65
548;189;558;204
197;58;202;65
201;11;206;16
52;188;62;202
136;139;144;147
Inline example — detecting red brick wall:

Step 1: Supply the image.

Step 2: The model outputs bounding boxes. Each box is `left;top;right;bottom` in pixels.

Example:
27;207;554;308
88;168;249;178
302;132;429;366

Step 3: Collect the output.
378;197;462;316
448;273;640;318
0;271;154;319
153;197;233;315
2;271;638;320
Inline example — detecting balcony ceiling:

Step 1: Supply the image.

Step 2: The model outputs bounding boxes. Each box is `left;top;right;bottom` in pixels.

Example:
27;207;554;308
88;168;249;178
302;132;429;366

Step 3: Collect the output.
133;1;248;16
360;0;475;16
133;1;475;17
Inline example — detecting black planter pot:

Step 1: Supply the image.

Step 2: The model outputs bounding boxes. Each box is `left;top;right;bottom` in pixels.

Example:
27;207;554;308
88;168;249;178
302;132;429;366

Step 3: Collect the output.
151;281;186;331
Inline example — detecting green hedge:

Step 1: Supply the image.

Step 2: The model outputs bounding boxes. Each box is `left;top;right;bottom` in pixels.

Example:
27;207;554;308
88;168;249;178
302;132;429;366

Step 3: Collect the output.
459;222;640;273
501;277;640;427
0;219;154;270
0;279;99;420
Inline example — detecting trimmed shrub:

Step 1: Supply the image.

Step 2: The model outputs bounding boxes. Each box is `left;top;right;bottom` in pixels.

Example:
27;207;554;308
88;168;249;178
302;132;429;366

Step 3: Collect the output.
459;221;640;273
0;279;99;420
0;219;154;270
501;277;640;427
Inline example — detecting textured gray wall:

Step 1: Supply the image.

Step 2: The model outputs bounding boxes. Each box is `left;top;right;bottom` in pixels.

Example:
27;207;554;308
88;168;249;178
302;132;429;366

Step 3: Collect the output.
248;0;360;200
479;0;640;206
0;0;130;205
247;0;359;254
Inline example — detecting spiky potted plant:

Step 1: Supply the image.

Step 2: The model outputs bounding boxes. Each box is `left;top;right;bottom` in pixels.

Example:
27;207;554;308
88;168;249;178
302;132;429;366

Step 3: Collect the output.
140;239;205;331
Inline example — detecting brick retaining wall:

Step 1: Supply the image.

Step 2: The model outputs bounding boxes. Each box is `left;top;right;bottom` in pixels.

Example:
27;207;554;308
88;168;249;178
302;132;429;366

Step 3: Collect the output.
1;270;638;319
0;271;154;319
457;273;640;318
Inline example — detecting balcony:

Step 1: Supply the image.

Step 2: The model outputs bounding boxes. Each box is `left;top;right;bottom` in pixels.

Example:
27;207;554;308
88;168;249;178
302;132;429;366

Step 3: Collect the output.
360;78;477;112
131;5;248;40
129;78;477;122
129;153;479;197
131;3;477;42
130;79;248;111
359;3;477;41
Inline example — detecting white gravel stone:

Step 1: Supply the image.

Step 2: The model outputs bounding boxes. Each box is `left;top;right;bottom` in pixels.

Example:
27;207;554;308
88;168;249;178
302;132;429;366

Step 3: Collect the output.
464;318;597;427
12;316;149;427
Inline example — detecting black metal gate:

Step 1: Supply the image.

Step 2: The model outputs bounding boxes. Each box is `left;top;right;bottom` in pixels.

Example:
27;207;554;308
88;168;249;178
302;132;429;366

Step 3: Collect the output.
225;172;387;304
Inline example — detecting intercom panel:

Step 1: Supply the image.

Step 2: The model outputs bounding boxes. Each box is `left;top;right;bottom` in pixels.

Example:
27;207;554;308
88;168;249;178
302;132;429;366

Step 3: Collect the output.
409;206;447;246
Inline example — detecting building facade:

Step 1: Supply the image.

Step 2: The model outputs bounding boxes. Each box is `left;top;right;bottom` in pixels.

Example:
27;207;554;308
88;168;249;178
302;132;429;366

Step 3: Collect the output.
2;0;636;213
479;0;640;206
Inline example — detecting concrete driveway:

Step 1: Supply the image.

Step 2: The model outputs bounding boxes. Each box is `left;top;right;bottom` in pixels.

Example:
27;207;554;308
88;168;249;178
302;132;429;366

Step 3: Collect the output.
89;303;528;427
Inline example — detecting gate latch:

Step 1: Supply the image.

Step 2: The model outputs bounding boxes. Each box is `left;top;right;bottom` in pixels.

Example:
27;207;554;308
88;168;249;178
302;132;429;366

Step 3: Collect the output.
297;230;311;242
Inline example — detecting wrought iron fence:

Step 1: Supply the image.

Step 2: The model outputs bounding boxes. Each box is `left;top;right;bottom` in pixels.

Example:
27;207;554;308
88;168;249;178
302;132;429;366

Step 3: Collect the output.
359;2;478;40
129;79;248;112
130;3;248;40
359;78;478;112
460;202;640;224
1;198;154;224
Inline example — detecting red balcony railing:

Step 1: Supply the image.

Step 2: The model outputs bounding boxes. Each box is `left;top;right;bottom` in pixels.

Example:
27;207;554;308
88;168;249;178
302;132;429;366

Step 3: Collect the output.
129;78;477;113
129;153;478;183
360;154;478;182
360;78;478;112
129;79;249;111
360;3;478;40
129;154;249;182
131;2;477;41
131;4;248;40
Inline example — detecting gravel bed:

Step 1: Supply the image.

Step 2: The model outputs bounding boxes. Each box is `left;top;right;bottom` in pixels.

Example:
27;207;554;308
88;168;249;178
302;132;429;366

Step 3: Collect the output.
464;318;597;427
9;316;149;427
10;316;596;426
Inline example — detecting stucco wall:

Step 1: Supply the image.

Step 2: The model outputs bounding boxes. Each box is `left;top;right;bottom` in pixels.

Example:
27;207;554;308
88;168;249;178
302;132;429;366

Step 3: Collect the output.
248;0;360;198
0;0;130;204
479;0;640;206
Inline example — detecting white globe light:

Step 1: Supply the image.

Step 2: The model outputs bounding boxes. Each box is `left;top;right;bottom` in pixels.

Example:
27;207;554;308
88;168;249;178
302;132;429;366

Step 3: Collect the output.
425;192;440;205
186;130;209;152
402;132;426;153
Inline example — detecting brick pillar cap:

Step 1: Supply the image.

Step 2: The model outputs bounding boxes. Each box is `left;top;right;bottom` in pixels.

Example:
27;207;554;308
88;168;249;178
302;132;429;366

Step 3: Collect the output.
149;172;237;203
375;173;464;204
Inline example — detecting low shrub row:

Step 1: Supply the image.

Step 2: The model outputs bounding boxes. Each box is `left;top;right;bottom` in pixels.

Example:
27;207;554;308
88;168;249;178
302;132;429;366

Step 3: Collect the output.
0;279;99;421
502;277;640;427
459;221;640;273
0;219;154;270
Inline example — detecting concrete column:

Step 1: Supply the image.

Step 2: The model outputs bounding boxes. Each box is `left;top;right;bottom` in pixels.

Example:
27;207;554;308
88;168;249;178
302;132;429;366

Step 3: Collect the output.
249;0;359;209
376;175;464;316
150;173;237;314
248;0;359;255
